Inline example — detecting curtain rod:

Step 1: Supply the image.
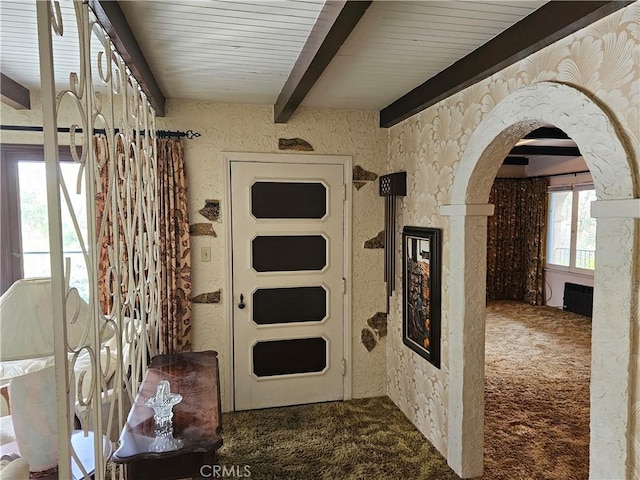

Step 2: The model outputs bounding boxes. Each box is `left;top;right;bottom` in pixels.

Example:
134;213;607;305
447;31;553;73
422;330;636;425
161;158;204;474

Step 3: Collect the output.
496;170;590;180
0;125;201;139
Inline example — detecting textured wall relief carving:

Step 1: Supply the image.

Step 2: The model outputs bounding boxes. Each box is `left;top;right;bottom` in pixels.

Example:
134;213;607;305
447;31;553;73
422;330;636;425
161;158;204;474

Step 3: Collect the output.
364;231;385;249
190;223;217;236
353;165;378;190
192;290;221;304
278;138;313;151
386;6;640;473
199;200;220;221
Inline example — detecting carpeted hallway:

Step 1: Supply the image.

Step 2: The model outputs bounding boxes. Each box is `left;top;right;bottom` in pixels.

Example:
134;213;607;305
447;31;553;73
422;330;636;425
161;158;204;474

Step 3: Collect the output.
483;301;592;480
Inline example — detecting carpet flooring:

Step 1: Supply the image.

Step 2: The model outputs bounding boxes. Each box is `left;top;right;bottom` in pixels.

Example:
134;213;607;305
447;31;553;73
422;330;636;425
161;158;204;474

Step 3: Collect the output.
219;397;459;480
483;301;592;480
218;301;591;480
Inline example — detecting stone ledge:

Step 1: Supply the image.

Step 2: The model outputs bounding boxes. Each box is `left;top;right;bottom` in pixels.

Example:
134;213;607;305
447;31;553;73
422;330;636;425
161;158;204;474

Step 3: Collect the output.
192;290;221;304
190;223;216;236
364;231;385;249
367;312;388;338
199;200;220;221
361;328;377;352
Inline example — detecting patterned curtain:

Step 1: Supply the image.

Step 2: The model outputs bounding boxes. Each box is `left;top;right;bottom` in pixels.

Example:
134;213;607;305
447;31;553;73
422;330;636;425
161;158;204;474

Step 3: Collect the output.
95;136;115;315
95;136;129;316
487;177;548;305
96;137;192;352
157;138;192;353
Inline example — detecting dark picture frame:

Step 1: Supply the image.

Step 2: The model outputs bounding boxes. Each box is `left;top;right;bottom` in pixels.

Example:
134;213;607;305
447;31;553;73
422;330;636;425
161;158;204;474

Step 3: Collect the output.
402;226;441;368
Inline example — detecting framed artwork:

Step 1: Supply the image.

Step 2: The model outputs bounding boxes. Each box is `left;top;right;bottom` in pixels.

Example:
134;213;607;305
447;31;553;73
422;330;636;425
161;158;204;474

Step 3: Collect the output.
402;226;441;368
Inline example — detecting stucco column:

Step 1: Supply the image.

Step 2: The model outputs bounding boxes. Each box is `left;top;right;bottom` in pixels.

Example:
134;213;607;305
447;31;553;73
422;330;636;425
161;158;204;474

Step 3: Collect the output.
441;203;494;478
590;199;640;480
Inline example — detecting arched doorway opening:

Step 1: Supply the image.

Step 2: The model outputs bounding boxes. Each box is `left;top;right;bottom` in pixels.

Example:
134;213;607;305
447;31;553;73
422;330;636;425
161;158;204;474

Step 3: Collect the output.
483;126;593;479
441;82;637;479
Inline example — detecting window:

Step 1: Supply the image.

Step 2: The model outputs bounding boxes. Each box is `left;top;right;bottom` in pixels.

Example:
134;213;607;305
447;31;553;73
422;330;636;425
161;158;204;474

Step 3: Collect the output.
1;145;88;297
18;161;88;298
546;185;596;272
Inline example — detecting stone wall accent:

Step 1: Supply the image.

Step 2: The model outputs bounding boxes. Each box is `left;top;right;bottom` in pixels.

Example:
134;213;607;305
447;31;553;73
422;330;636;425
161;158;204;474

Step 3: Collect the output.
367;312;388;338
364;231;384;249
190;223;217;236
192;289;221;304
353;166;378;190
278;138;313;151
353;165;377;181
361;328;377;352
199;200;220;221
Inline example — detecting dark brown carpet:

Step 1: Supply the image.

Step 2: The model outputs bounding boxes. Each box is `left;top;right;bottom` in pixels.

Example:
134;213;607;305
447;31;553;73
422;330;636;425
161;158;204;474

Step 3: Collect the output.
219;397;460;480
483;301;591;480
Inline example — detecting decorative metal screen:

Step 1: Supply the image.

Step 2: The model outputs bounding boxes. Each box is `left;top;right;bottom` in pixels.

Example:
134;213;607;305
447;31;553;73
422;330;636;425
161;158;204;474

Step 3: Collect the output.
37;1;159;478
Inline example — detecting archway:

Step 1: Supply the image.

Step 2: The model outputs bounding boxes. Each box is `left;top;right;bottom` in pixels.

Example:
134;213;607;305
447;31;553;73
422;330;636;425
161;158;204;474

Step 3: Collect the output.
441;82;638;479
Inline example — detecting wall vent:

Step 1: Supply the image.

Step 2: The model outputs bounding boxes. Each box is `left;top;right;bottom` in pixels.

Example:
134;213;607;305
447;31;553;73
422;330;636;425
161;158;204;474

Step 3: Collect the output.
563;282;593;317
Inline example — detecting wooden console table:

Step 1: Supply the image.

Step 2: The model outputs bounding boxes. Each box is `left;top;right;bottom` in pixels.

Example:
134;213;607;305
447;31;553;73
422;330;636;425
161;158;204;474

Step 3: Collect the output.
112;351;223;480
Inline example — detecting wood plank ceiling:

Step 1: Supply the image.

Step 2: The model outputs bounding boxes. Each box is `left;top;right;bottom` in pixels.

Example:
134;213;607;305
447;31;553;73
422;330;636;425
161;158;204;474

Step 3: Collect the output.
0;1;86;92
119;0;327;105
302;1;546;111
118;0;546;110
0;0;630;127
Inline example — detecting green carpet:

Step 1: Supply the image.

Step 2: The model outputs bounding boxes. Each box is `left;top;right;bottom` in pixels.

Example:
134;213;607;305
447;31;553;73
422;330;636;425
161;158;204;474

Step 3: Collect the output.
218;397;459;480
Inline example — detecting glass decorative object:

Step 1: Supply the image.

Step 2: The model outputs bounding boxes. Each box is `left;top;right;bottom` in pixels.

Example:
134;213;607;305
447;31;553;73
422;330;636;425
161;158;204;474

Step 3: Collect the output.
145;380;183;437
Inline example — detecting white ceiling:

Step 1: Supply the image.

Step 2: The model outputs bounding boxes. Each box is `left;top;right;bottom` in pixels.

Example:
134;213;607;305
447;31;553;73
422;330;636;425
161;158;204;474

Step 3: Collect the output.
0;0;548;113
1;1;77;91
119;0;326;105
1;1;106;93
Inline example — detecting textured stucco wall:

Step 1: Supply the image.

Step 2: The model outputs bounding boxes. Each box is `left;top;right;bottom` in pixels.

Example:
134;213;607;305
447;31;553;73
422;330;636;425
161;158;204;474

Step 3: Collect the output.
386;4;640;477
0;92;84;145
2;97;389;408
156;104;389;408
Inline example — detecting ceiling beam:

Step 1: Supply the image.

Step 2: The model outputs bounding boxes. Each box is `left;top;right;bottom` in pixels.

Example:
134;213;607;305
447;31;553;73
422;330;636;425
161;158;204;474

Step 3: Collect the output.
379;1;632;128
1;74;31;110
503;156;529;166
509;145;581;157
88;0;165;116
524;127;570;140
274;0;372;124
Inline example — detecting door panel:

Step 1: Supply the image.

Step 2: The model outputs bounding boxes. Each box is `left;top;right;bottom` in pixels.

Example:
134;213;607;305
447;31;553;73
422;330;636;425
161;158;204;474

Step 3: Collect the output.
252;286;327;324
251;234;327;272
231;161;345;410
252;337;328;377
251;182;327;219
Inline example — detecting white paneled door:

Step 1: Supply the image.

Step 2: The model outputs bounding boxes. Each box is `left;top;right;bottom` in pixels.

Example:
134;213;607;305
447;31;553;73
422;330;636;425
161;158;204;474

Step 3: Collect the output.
231;160;346;410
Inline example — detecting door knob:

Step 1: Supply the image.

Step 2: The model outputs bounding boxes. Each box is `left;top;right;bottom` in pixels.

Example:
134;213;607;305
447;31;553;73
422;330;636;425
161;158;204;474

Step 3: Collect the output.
238;294;245;309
